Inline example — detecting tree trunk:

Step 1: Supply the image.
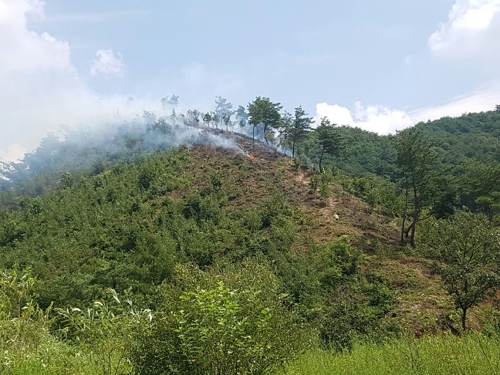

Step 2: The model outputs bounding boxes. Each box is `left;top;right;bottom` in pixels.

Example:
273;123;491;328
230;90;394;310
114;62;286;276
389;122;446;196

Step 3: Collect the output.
401;183;409;244
461;278;469;331
410;181;419;248
410;211;417;247
486;204;493;222
404;219;414;238
252;125;255;144
461;307;467;331
319;148;325;173
401;214;406;244
292;141;296;158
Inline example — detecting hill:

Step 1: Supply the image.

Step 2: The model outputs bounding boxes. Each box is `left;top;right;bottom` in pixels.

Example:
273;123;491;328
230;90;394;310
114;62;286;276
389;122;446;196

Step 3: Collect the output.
1;110;500;373
0;127;473;333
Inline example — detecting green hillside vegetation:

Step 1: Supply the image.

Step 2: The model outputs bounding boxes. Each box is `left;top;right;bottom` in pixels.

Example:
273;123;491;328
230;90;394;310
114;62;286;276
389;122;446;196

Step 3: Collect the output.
1;104;500;374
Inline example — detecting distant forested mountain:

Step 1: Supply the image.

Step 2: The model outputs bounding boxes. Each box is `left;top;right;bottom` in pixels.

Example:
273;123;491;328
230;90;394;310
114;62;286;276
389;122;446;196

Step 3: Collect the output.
302;110;500;179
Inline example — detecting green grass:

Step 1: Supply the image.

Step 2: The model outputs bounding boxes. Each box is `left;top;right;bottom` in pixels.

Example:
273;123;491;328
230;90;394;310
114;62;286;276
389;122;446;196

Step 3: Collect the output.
3;339;109;375
1;326;128;375
273;334;500;375
8;333;500;375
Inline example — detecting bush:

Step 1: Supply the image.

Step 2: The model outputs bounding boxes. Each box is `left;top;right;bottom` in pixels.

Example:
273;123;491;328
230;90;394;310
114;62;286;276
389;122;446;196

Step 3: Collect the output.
319;278;396;353
130;261;312;375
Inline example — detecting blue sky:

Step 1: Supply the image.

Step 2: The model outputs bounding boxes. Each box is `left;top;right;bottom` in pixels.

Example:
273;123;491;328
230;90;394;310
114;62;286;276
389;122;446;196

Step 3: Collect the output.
1;0;500;160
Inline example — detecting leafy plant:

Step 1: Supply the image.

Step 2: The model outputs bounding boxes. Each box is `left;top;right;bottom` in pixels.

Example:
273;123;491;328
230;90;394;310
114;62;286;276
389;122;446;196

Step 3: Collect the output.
130;261;311;375
56;289;146;375
421;211;500;330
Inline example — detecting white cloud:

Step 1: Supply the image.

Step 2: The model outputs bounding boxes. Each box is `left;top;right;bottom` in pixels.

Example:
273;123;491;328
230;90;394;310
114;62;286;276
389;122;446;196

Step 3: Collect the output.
428;0;500;59
0;0;72;78
316;102;412;134
315;103;354;126
90;49;125;77
317;80;500;135
352;103;413;134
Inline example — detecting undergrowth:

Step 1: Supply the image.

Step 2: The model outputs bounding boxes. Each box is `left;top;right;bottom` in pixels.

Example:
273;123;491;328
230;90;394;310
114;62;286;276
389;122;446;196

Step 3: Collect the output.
274;333;500;375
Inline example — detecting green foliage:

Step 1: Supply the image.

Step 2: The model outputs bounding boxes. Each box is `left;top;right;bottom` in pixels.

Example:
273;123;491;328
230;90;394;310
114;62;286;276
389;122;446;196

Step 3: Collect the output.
319;279;396;353
0;149;191;308
286;106;313;157
287;110;500;220
421;211;500;330
319;181;331;201
393;127;438;247
271;236;396;351
174;282;274;374
130;261;311;375
314;117;344;173
0;267;36;319
317;241;395;351
343;176;403;215
458;160;500;221
247;97;282;143
0;269;47;373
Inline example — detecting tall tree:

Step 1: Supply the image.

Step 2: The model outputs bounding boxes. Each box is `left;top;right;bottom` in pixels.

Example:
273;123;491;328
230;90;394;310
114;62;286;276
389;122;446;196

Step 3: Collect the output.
277;111;293;153
247;97;282;144
235;105;249;134
422;211;500;330
223;114;232;131
203;112;212;128
287;106;313;157
186;109;201;127
393;127;437;247
215;97;233;129
315;117;343;173
168;95;179;107
212;112;220;129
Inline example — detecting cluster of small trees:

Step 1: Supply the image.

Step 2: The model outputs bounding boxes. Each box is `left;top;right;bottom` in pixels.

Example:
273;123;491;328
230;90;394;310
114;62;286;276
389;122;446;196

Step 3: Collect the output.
392;127;500;331
154;95;345;169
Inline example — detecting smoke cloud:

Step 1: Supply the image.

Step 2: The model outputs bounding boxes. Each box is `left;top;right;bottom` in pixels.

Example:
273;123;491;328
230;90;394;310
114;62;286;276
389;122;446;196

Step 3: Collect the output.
0;113;247;186
90;49;125;77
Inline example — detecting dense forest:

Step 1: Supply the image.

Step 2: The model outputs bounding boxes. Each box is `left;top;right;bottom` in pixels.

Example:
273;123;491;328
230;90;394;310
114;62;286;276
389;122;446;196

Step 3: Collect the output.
1;98;500;374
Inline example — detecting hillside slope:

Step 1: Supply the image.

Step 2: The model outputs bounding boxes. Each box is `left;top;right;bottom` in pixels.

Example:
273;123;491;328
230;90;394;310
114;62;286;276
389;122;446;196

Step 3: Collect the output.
3;108;500;337
0;130;469;336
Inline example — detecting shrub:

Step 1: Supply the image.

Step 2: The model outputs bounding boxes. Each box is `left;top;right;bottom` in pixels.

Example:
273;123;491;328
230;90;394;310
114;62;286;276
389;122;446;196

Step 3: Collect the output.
130;261;312;375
